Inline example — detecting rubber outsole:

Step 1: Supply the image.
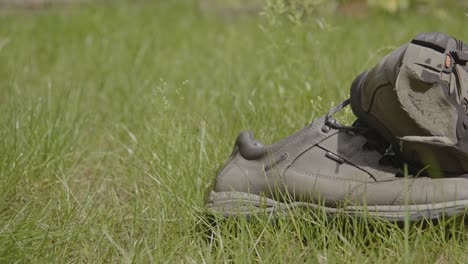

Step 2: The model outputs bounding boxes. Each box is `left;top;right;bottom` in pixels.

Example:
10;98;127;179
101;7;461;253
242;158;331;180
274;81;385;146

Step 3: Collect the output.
206;191;468;222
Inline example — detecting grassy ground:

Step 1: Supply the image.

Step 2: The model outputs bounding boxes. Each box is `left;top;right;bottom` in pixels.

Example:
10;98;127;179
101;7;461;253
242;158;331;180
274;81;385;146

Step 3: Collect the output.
1;1;468;262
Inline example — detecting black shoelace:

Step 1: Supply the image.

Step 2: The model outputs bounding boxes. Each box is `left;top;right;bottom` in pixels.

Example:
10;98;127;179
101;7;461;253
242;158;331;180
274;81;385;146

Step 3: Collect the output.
323;99;368;134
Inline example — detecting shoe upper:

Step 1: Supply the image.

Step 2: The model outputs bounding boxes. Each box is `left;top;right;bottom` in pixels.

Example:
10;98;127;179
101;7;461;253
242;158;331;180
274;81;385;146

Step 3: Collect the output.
350;32;468;174
213;116;468;207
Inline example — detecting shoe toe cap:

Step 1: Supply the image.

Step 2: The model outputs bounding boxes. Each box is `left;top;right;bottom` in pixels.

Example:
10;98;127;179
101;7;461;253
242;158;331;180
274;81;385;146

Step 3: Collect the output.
402;177;468;205
351;177;468;206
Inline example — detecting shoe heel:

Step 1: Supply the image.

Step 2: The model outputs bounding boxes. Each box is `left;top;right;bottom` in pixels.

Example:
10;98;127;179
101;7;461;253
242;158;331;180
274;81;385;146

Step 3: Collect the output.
350;71;395;144
205;191;286;218
349;71;369;121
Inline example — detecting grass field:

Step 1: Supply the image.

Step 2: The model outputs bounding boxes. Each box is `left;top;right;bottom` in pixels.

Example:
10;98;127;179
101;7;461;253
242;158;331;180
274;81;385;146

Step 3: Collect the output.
1;1;468;262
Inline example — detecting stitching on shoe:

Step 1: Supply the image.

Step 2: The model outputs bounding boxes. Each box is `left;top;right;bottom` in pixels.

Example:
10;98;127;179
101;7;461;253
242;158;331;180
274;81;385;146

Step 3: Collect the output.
318;137;397;182
348;179;419;206
393;178;418;205
288;167;369;183
270;118;335;186
280;130;337;172
233;162;262;194
367;82;391;115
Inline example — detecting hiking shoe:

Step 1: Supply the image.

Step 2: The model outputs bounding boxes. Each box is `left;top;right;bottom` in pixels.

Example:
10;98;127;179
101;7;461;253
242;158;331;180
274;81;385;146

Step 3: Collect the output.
350;32;468;175
206;101;468;222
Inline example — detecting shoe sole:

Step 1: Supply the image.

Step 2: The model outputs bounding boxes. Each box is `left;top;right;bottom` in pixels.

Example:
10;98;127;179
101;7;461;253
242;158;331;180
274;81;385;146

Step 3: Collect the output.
350;69;468;174
206;191;468;222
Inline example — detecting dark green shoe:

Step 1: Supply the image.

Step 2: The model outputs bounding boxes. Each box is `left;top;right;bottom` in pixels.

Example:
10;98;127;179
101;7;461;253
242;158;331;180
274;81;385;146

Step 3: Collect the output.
206;102;468;221
350;32;468;175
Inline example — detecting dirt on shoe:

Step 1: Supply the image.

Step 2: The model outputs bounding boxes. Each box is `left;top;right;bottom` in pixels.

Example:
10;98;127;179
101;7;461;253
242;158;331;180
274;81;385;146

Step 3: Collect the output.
350;32;468;175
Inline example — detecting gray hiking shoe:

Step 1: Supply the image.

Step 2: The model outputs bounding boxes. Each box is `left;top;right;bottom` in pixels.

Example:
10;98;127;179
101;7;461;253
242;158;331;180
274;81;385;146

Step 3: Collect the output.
350;32;468;175
206;101;468;222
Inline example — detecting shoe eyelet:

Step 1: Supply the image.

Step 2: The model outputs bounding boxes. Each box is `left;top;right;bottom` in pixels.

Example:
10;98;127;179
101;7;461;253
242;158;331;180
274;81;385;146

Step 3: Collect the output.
322;125;331;133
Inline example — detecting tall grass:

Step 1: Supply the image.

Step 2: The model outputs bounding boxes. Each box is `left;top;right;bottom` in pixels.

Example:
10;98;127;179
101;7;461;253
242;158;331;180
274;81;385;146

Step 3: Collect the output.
0;1;467;262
